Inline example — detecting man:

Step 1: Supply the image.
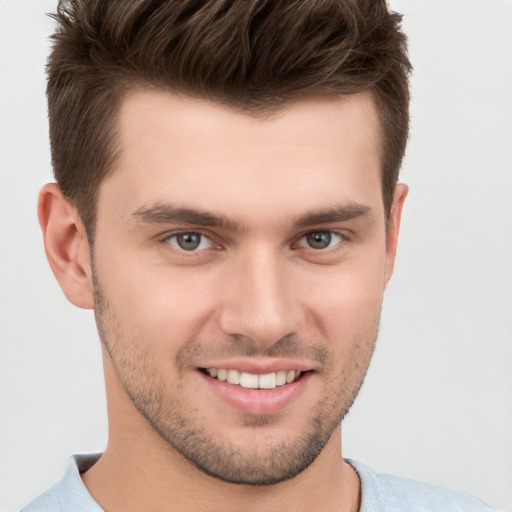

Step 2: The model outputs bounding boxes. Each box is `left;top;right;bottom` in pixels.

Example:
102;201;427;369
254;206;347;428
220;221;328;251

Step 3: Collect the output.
21;1;498;511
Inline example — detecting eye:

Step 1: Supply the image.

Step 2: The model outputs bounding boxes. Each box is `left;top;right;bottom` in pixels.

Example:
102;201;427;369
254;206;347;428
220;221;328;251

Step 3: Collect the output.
297;231;343;250
166;232;214;252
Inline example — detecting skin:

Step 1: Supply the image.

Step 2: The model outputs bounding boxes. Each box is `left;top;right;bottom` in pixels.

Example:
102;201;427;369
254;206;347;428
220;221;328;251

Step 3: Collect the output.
39;90;407;512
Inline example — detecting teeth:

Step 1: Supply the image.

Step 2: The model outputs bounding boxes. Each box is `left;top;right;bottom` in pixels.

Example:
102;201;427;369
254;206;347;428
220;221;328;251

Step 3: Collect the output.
240;372;259;389
227;369;240;385
259;373;276;389
206;368;303;389
276;371;287;386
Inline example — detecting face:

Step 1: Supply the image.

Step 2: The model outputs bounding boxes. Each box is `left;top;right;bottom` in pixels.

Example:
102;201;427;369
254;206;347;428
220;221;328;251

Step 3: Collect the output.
91;90;402;485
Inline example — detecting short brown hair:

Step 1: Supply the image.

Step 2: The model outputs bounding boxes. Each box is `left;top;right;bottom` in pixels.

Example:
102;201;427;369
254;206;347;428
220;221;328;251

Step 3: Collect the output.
47;0;411;235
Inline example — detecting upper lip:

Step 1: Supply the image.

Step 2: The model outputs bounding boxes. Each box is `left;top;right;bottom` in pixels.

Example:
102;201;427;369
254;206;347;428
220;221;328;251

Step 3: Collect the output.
197;358;316;374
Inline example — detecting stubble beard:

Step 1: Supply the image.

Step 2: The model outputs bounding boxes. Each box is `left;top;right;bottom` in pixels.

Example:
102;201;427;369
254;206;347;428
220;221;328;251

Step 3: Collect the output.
92;271;378;486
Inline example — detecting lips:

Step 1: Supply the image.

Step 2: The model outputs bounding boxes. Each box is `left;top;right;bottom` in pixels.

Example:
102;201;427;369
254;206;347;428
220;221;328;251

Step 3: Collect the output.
205;368;302;389
199;364;312;415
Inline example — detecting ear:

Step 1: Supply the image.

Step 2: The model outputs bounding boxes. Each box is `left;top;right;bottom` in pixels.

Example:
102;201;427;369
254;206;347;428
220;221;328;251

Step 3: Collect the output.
38;183;94;309
384;183;408;284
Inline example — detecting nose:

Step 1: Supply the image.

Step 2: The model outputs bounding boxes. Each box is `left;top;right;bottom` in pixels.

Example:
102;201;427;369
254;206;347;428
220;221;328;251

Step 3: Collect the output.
217;247;304;347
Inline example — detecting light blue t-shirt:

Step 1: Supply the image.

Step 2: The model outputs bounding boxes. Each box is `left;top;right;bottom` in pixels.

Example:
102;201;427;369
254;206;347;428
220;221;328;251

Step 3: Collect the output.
21;454;499;511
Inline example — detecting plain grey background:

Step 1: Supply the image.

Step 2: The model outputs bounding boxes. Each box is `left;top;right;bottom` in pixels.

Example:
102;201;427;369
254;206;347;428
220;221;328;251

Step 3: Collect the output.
1;1;511;511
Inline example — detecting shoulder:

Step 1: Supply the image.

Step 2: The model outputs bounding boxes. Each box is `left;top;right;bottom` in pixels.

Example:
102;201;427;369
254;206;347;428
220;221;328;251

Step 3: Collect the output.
347;459;500;512
21;454;103;512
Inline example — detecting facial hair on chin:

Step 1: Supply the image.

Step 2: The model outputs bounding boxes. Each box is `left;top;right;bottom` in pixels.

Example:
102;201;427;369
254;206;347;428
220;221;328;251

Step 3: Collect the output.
91;267;378;485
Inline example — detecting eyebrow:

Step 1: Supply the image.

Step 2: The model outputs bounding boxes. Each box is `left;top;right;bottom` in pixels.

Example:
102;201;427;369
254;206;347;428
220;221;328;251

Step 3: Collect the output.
131;202;372;231
131;204;244;231
293;204;372;228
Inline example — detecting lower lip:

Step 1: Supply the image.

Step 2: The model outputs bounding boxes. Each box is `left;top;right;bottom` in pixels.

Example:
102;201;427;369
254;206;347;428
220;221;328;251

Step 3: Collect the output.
199;371;312;416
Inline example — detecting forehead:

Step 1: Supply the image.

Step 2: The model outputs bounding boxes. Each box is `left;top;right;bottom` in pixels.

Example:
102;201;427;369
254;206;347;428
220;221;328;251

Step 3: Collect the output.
99;90;383;225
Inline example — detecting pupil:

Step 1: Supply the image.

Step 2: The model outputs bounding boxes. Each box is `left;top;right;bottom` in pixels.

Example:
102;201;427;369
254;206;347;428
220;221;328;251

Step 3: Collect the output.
177;233;201;250
307;232;331;249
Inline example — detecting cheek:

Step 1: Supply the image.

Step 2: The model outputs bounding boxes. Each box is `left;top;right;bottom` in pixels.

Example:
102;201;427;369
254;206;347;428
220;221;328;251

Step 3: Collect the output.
95;228;387;354
311;267;383;385
98;260;220;349
301;255;386;332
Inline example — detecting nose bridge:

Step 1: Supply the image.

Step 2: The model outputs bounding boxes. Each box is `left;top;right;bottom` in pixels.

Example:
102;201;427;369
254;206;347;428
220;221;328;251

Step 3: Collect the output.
218;244;301;345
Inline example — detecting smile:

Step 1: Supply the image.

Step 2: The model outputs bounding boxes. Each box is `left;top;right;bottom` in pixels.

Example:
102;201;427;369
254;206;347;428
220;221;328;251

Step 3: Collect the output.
204;368;303;389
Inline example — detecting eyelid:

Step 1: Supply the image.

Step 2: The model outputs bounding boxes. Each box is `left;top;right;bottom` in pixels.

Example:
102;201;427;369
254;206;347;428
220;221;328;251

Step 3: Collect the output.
157;228;350;255
160;229;219;252
294;229;349;250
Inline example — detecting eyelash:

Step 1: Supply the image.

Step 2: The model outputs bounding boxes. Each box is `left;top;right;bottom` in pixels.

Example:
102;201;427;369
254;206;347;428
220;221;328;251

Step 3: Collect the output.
160;229;349;255
295;231;345;251
162;231;218;253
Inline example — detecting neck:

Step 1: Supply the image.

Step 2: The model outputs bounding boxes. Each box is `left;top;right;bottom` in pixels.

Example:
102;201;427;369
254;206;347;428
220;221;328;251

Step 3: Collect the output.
83;427;360;512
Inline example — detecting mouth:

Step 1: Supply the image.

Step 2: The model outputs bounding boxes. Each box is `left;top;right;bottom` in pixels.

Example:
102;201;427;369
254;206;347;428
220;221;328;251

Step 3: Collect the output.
198;365;313;415
201;368;305;389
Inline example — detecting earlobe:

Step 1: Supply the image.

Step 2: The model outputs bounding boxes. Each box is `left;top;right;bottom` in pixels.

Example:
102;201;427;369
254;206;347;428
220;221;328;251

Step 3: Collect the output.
384;183;408;285
38;183;94;309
